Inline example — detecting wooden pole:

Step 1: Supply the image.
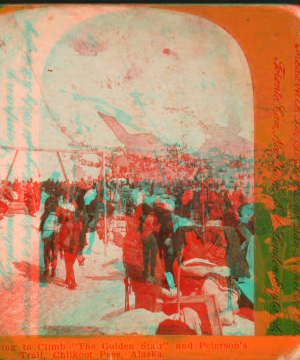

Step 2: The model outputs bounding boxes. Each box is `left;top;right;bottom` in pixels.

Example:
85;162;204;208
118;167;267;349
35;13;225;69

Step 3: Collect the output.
56;152;68;181
6;150;19;181
0;145;168;154
154;150;166;185
123;149;137;180
103;150;107;256
105;149;116;179
57;151;69;201
74;149;76;184
177;251;182;315
200;154;206;251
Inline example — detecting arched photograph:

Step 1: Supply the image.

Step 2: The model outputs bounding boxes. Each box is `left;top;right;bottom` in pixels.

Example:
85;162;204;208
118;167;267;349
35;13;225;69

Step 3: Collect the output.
37;7;254;336
0;6;299;358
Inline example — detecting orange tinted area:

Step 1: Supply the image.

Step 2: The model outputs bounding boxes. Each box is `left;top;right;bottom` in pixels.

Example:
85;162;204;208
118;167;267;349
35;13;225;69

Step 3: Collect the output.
152;4;300;338
1;336;300;360
0;4;299;359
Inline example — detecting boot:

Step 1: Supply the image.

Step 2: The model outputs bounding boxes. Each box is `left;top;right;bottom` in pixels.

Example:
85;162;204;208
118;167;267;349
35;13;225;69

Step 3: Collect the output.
68;282;78;290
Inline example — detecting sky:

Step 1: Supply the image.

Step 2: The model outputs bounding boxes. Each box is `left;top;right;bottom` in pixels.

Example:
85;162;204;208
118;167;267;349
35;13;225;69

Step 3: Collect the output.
41;8;254;153
0;6;254;180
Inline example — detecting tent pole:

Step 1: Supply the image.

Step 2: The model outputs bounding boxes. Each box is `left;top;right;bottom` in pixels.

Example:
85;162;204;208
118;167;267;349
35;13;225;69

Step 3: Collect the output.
177;251;182;315
6;150;19;181
154;150;166;185
201;154;206;251
123;148;137;181
103;150;107;257
57;151;69;201
105;149;116;179
56;152;68;181
74;148;76;184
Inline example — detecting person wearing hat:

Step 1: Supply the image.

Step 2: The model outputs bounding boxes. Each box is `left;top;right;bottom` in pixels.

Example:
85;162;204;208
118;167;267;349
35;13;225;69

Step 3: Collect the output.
154;198;177;276
59;209;82;289
139;203;160;282
121;184;134;216
41;202;61;278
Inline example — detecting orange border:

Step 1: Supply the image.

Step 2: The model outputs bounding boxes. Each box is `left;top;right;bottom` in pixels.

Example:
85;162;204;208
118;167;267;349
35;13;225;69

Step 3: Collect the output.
0;4;300;360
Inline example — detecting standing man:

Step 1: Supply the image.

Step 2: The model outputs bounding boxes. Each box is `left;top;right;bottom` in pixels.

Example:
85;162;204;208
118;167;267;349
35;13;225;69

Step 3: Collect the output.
139;203;160;282
41;202;61;278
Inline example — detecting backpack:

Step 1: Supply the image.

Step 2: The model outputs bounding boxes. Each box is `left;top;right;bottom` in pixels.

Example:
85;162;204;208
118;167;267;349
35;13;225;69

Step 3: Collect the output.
59;220;80;252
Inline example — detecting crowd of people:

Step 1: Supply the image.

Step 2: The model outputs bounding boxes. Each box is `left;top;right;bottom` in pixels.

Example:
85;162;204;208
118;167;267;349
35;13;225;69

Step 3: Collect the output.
0;169;255;334
0;161;298;335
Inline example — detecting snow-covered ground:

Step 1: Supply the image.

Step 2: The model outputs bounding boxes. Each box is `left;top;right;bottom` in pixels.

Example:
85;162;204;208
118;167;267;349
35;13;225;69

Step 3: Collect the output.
0;212;254;336
0;213;127;336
